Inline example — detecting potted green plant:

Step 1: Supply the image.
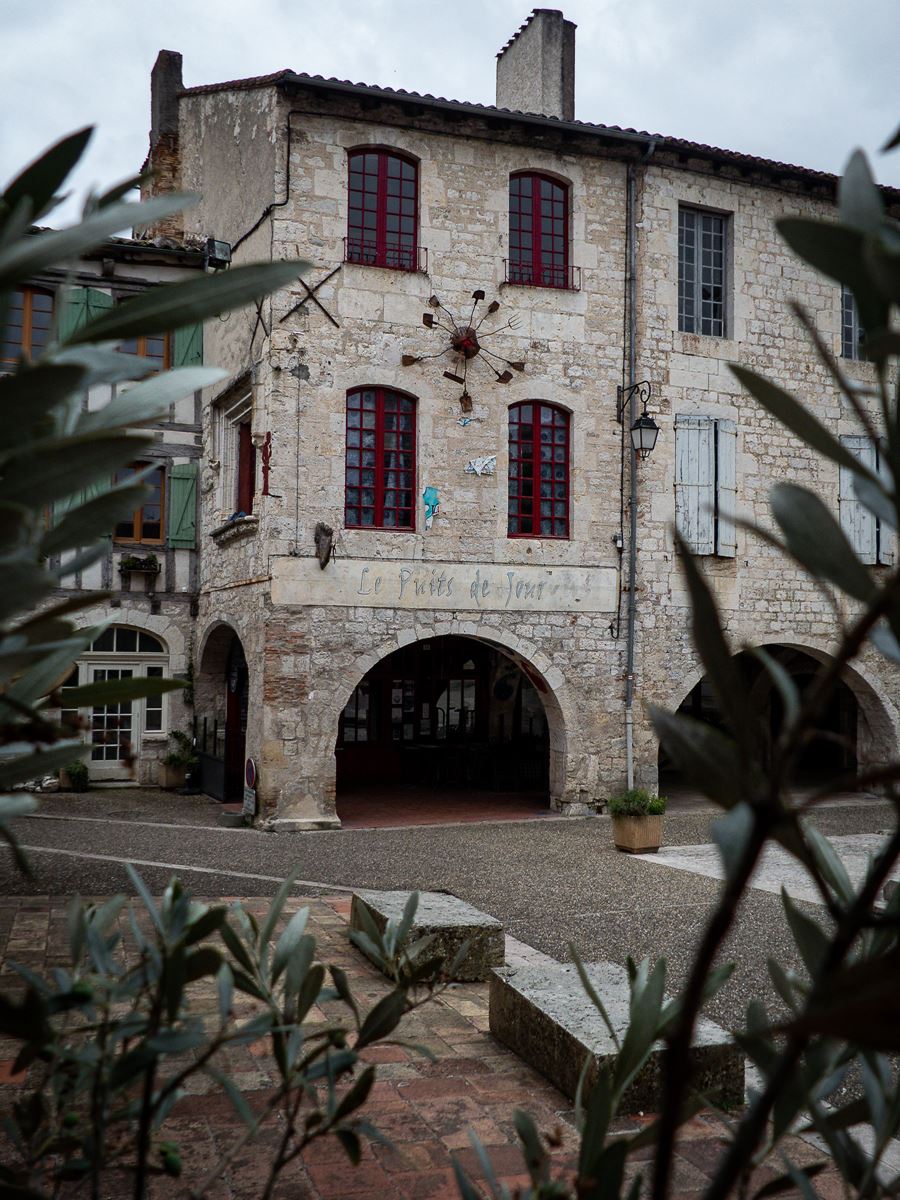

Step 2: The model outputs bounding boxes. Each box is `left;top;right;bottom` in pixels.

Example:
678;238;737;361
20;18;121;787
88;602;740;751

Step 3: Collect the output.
59;760;90;792
118;553;160;575
159;730;199;790
608;788;666;853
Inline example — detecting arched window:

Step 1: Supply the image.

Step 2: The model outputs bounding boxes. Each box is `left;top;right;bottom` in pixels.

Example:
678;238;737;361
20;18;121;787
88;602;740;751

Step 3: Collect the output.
346;150;418;272
345;387;416;530
1;286;54;367
508;173;569;289
508;402;570;539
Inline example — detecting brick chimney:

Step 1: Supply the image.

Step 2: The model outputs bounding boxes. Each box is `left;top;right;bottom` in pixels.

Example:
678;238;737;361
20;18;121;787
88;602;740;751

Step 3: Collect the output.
140;50;184;240
496;10;576;121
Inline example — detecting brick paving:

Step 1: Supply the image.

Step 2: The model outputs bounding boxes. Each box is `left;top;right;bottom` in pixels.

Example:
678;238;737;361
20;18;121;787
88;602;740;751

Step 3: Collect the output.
0;894;840;1198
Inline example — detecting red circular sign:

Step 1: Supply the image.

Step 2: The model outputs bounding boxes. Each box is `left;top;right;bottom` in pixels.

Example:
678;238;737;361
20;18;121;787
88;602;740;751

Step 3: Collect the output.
245;758;257;789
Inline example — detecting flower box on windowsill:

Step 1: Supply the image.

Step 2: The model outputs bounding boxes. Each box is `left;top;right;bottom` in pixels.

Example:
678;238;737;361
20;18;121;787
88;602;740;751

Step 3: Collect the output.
118;554;160;575
210;514;259;546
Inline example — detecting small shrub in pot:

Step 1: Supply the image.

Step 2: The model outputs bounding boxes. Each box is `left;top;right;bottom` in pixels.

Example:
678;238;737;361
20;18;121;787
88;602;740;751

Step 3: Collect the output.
608;788;666;853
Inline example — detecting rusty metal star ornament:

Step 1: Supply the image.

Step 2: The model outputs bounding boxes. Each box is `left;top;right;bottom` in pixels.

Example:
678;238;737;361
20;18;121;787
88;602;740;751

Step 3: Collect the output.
402;290;525;411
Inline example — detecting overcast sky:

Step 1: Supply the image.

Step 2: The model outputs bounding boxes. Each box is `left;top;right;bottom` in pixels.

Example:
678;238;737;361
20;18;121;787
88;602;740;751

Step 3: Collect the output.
4;0;899;224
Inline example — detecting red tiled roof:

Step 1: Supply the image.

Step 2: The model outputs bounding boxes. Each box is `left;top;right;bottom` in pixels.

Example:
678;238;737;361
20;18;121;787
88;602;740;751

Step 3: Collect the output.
180;68;898;197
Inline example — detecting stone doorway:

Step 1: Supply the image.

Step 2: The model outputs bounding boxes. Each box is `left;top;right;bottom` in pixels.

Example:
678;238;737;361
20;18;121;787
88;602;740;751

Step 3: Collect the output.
195;624;249;803
659;643;895;794
335;635;551;821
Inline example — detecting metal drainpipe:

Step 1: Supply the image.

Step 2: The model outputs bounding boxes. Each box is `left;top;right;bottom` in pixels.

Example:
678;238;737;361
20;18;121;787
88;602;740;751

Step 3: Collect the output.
624;139;656;790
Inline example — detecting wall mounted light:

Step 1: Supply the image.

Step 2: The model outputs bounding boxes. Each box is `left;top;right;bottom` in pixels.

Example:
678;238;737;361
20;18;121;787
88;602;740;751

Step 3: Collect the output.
617;380;660;461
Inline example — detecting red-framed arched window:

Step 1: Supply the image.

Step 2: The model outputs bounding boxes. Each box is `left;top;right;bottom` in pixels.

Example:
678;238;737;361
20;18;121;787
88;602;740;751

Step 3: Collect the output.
508;173;569;289
346;150;418;272
508;402;570;539
345;387;416;530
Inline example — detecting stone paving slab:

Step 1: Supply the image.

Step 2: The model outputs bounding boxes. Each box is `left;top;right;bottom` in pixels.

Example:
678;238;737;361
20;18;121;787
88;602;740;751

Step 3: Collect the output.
490;960;744;1113
351;888;505;981
639;832;900;907
0;894;843;1198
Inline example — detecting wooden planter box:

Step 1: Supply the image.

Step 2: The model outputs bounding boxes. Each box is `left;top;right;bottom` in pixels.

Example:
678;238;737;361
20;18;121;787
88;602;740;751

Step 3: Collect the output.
159;762;187;790
612;814;663;854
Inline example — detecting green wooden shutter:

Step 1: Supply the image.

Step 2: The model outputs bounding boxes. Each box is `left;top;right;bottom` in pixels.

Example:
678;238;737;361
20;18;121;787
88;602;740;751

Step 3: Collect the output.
173;323;203;366
168;463;197;549
57;287;113;340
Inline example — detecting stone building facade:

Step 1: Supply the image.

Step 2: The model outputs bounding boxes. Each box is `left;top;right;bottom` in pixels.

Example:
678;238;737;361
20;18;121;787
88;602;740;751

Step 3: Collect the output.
106;9;900;821
6;238;205;784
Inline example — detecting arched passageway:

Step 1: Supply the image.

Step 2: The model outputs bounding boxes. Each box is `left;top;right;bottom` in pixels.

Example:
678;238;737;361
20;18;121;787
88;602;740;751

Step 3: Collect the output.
195;624;249;802
659;643;893;793
335;635;553;823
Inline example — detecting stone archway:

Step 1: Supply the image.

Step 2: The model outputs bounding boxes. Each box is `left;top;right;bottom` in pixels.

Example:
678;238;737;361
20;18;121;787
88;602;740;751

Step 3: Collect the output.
196;622;250;802
659;640;899;788
327;624;581;820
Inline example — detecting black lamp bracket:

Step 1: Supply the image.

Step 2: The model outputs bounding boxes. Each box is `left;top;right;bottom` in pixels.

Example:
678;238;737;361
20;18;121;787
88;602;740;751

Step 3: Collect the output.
616;380;653;423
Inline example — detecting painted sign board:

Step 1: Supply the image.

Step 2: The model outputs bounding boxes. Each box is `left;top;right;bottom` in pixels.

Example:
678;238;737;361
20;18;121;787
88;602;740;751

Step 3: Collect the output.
271;557;617;614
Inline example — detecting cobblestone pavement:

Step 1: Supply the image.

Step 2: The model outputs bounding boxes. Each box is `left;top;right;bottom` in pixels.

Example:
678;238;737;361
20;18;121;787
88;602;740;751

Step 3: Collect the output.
0;894;843;1199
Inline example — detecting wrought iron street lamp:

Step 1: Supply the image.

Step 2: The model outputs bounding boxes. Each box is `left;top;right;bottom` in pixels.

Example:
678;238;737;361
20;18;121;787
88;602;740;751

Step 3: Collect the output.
617;380;660;460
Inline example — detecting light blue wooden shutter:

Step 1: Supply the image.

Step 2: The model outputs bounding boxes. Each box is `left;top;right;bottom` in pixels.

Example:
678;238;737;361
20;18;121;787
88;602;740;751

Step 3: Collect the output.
168;463;197;548
173;323;203;367
878;439;896;566
715;419;737;557
675;415;715;554
840;435;877;565
57;287;113;340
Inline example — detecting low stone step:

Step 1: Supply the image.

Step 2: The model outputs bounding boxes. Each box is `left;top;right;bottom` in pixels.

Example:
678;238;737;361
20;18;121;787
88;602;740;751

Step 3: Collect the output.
350;889;504;982
490;960;744;1113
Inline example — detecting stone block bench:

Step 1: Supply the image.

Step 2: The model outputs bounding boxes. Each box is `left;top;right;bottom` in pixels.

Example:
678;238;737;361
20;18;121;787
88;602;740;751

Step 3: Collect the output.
490;960;744;1113
350;889;505;982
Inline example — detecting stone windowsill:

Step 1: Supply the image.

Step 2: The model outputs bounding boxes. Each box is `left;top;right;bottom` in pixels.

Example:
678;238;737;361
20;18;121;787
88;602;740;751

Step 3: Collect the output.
210;515;259;546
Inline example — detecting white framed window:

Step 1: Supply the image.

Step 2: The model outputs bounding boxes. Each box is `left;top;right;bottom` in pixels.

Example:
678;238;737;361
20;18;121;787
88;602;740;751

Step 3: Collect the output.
841;286;866;361
212;390;256;517
678;207;728;337
840;436;895;566
60;626;170;780
675;415;737;557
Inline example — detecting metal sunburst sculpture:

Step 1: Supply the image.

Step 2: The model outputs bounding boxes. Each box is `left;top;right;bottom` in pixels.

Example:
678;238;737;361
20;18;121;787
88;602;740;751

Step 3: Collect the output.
401;290;525;412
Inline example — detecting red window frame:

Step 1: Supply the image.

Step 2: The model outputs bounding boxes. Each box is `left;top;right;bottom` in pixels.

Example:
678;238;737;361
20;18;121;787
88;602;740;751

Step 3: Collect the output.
508;172;569;290
345;387;416;530
2;286;54;367
347;149;418;272
508;402;570;539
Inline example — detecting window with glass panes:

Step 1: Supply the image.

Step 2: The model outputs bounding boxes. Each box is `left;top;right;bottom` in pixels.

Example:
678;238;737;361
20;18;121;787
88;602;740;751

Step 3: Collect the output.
346;150;418;271
508;402;570;538
113;464;165;543
842;286;866;360
508;173;569;289
119;333;171;371
678;207;727;336
345;388;416;529
2;287;54;367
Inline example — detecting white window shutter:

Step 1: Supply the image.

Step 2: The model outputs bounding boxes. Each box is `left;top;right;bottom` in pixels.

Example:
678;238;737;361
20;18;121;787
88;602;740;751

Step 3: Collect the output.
675;415;715;554
840;435;877;565
715;419;737;557
878;439;896;566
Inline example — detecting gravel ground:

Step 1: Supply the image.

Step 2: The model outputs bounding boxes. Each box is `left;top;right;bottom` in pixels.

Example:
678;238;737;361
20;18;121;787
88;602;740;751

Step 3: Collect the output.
2;789;896;1040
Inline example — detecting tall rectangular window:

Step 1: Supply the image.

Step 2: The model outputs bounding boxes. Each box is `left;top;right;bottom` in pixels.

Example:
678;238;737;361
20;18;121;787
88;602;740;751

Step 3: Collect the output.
674;415;737;556
346;150;418;272
508;173;570;289
345;387;416;529
113;463;165;544
678;208;727;337
508;402;570;538
841;286;866;361
2;287;54;368
236;422;256;516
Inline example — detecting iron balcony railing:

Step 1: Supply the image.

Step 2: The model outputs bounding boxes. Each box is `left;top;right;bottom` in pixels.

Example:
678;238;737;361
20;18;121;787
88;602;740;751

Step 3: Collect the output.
343;237;428;274
502;259;581;291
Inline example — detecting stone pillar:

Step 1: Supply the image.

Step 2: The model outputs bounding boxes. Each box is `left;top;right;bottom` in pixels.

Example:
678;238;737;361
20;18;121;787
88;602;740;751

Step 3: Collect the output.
496;9;576;121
